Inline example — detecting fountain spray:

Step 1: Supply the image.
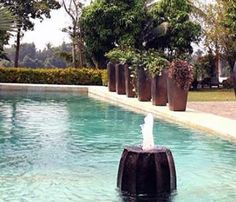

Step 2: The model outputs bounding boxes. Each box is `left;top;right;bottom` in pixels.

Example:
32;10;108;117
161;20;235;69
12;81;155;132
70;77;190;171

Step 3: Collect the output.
141;113;155;150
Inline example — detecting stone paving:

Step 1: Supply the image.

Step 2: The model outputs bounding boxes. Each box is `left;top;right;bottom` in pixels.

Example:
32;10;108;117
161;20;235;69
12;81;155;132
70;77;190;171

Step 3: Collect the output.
187;102;236;120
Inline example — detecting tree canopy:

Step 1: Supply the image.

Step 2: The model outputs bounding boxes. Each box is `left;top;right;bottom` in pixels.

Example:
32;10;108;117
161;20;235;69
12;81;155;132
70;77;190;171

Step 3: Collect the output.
2;42;71;68
0;0;61;67
149;0;201;57
0;4;15;60
81;0;146;67
81;0;201;67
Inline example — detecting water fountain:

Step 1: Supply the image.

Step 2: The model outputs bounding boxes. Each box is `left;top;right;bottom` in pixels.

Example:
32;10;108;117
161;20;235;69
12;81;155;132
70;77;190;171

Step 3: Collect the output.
117;114;176;198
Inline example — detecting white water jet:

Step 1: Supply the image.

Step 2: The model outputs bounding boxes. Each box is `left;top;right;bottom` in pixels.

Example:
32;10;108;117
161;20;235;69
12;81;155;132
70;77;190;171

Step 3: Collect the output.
141;113;155;151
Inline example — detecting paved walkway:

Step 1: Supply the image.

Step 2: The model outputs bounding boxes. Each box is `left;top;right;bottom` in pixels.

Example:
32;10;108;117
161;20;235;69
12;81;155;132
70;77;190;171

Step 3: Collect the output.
187;102;236;120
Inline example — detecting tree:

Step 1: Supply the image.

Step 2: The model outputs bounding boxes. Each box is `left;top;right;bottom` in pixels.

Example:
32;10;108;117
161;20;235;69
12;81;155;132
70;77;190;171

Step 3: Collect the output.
220;0;236;94
81;0;147;68
148;0;201;58
200;1;236;79
0;4;15;31
0;4;15;60
0;0;61;67
4;42;70;68
220;0;236;70
81;0;201;67
62;0;85;68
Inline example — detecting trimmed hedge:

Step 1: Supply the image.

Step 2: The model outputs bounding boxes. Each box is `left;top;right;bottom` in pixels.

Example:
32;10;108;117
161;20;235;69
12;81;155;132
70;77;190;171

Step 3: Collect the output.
0;67;107;85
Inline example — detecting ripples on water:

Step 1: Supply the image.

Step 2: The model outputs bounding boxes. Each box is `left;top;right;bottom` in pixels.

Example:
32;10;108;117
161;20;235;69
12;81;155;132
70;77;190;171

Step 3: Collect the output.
0;91;235;202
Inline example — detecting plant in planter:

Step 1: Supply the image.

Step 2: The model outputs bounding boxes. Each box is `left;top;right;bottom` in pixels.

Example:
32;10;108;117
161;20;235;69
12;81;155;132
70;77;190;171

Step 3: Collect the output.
130;50;152;101
106;47;138;97
167;59;194;111
145;50;169;106
120;48;137;97
105;48;125;94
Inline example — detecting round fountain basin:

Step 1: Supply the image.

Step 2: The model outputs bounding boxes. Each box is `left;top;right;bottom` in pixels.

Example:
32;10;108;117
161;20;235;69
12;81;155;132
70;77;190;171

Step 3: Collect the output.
117;146;176;197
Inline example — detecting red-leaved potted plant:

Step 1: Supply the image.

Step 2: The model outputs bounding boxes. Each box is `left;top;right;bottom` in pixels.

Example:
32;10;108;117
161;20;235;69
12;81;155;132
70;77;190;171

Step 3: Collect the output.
167;59;193;111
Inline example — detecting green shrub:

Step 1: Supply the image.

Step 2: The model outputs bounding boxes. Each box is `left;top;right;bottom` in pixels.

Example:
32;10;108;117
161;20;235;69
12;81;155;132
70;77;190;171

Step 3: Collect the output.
222;77;233;89
100;69;108;86
0;67;104;85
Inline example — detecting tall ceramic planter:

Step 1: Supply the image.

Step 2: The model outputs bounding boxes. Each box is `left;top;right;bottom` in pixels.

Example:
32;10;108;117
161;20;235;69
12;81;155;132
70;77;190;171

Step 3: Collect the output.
107;61;116;92
116;63;126;94
124;64;135;97
137;66;151;101
151;71;168;106
167;77;188;111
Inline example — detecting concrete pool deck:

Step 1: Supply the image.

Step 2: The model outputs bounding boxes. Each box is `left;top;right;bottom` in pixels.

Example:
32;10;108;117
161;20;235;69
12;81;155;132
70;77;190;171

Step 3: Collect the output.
0;83;235;142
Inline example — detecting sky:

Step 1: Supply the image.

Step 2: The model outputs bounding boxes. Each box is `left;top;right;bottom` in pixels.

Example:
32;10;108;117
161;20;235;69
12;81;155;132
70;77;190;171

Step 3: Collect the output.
9;0;91;50
9;0;212;50
9;7;70;50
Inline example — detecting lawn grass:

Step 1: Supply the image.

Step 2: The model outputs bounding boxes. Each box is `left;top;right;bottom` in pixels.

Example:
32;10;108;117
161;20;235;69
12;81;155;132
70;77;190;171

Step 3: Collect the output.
188;88;235;101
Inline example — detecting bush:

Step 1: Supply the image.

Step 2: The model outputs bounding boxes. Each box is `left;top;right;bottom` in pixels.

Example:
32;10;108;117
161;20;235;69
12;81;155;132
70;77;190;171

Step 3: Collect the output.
168;59;193;90
0;67;104;85
222;77;233;89
100;69;108;86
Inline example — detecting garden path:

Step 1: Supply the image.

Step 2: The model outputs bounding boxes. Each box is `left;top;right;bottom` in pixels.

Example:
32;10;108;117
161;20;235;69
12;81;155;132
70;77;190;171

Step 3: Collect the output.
187;102;236;120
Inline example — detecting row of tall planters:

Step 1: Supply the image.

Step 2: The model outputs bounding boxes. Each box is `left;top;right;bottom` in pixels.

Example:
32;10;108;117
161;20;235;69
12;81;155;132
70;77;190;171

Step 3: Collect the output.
106;48;136;97
106;48;193;111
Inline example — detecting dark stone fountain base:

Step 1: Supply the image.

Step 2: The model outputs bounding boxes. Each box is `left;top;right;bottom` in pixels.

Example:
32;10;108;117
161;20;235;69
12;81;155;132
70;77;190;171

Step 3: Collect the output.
117;146;176;197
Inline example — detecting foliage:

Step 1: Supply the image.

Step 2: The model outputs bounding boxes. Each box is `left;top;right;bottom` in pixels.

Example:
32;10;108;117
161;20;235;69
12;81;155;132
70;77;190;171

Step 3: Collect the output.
143;50;169;76
168;59;194;90
0;31;10;60
0;67;104;85
201;1;236;72
149;0;201;57
62;0;85;68
193;53;216;80
222;77;234;89
105;47;137;65
0;4;15;32
0;0;61;67
100;69;108;86
81;0;146;67
3;42;71;68
105;48;124;63
222;0;236;34
0;4;15;60
106;47;169;76
0;0;60;31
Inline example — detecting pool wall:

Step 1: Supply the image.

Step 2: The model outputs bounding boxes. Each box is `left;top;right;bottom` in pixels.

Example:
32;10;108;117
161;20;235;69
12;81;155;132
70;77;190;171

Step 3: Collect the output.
0;83;236;142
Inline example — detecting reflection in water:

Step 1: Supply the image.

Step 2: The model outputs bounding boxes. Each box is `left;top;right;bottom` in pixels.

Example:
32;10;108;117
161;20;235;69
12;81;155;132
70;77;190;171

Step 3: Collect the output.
119;191;176;202
0;91;236;201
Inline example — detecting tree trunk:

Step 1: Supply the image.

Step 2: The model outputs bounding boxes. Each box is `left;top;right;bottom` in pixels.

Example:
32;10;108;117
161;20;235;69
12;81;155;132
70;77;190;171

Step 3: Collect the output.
14;27;21;68
72;24;77;68
78;44;83;68
72;40;76;68
233;62;236;97
215;47;220;78
91;56;98;68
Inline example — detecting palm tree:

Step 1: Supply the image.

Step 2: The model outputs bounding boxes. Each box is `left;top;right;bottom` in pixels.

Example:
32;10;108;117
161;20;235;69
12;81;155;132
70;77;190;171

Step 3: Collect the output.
0;4;15;32
0;4;15;60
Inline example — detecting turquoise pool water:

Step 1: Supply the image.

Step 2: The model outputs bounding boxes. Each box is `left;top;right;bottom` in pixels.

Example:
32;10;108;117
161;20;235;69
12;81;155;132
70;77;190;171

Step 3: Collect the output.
0;91;235;202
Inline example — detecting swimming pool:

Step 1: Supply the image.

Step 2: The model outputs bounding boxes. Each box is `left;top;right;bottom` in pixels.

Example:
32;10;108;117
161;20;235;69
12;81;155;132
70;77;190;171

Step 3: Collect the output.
0;91;235;201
